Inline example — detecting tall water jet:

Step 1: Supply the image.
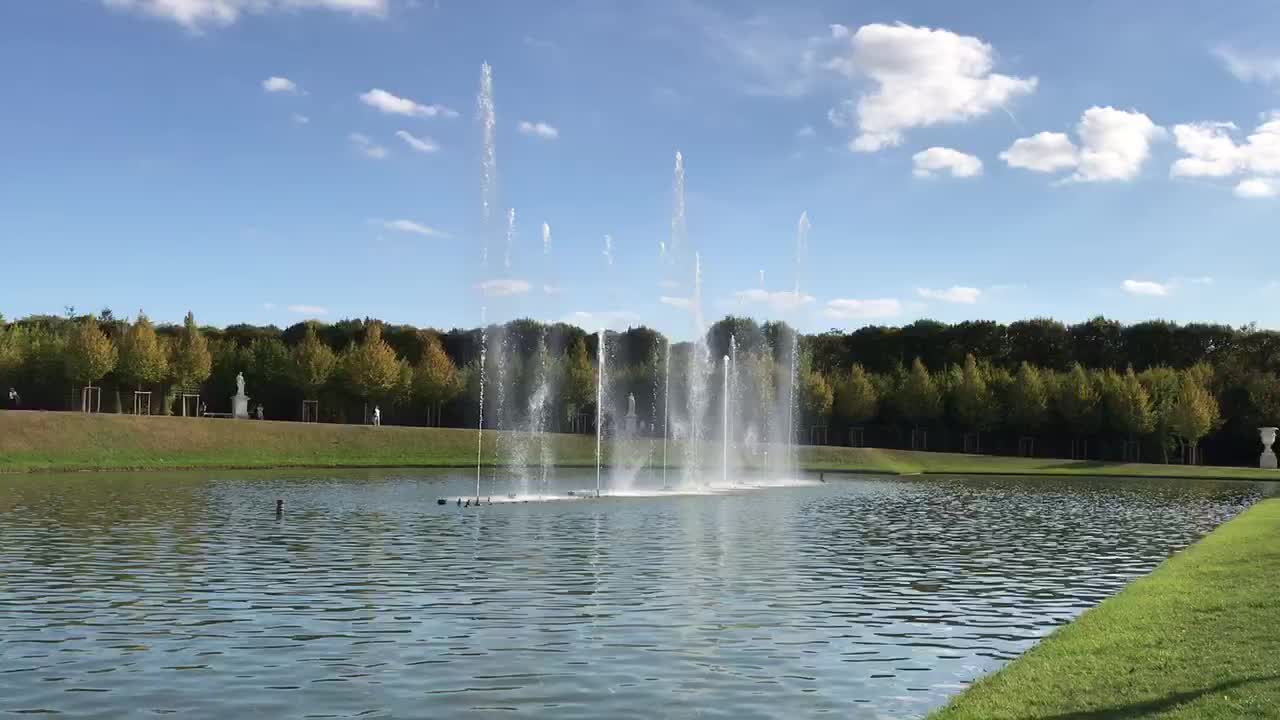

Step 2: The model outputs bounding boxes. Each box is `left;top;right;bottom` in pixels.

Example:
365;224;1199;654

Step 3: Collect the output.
685;252;709;486
784;212;811;477
670;152;686;260
662;339;670;489
722;354;730;486
474;63;498;502
595;329;605;497
475;308;488;502
478;63;497;230
504;208;516;271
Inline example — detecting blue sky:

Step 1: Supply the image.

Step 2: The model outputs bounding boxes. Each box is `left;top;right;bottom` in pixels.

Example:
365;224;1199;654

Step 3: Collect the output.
5;1;1280;339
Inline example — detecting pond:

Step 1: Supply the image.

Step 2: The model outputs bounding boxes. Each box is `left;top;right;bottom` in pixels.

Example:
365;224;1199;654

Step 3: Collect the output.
0;470;1266;719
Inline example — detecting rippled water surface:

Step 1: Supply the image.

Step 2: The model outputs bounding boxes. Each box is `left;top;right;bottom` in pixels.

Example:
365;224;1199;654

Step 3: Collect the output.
0;470;1265;719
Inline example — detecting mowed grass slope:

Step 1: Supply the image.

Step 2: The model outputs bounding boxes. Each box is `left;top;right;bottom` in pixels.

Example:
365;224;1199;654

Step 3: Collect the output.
3;410;1280;480
930;499;1280;720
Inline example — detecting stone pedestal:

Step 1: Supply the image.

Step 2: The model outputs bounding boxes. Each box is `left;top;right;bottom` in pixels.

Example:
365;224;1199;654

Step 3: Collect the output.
623;414;637;434
232;394;250;420
1261;427;1278;469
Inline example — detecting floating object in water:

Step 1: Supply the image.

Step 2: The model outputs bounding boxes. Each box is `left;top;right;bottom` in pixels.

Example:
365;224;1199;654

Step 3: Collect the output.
436;498;447;506
275;499;283;516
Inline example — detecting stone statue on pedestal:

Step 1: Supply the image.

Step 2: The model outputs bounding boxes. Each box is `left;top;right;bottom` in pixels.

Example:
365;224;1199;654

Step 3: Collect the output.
623;393;638;434
1260;427;1277;469
232;372;250;420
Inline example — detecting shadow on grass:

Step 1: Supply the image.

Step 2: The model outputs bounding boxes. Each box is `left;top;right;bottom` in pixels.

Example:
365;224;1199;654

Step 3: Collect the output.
1036;675;1280;719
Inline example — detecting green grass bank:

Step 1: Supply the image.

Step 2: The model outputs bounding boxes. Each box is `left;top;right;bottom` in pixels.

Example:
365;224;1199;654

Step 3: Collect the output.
4;410;1280;480
930;498;1280;719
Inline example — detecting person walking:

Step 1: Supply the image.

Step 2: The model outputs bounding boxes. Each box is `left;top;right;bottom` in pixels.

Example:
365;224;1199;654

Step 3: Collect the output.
372;405;381;427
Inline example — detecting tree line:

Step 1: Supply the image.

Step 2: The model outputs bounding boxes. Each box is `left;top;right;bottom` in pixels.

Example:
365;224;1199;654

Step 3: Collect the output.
1;310;1277;466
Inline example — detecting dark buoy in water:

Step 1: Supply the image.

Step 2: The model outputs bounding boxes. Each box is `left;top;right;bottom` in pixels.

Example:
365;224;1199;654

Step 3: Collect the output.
456;497;462;507
275;499;283;517
436;498;447;505
820;472;826;483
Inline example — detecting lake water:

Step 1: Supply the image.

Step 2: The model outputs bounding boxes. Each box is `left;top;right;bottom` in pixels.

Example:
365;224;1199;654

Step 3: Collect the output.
0;470;1266;719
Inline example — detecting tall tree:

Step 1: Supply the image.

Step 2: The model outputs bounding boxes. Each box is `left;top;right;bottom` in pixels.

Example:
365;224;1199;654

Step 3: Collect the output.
1101;367;1153;441
1054;363;1102;453
342;322;403;417
950;354;999;435
1171;369;1221;463
834;364;878;426
561;336;595;428
65;317;118;400
800;368;834;428
413;333;462;425
170;312;212;391
1140;366;1181;464
117;313;169;410
896;358;943;430
1005;362;1049;433
290;323;337;400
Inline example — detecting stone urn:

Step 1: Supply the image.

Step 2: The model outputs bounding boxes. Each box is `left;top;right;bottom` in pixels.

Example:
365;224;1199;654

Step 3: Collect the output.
1260;427;1278;469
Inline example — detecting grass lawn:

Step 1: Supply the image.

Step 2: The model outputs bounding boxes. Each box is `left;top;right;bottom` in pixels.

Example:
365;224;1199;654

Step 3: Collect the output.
3;410;1280;481
930;498;1280;719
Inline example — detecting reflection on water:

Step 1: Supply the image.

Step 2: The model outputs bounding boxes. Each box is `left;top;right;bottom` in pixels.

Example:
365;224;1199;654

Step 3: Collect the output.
0;469;1262;719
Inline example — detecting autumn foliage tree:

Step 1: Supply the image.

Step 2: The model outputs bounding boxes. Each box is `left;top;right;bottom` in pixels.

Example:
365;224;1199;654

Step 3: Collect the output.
65;317;117;410
413;333;461;426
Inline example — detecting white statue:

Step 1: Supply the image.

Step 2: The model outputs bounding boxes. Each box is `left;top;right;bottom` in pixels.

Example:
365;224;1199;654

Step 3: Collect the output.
373;406;382;427
232;372;249;419
627;393;637;417
1260;427;1277;469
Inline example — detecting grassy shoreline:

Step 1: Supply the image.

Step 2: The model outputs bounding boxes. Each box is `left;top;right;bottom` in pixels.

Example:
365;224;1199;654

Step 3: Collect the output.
929;498;1280;719
3;410;1280;481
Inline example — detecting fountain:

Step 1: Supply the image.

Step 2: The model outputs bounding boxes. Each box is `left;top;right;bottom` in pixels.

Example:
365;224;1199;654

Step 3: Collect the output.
722;353;730;486
475;309;487;503
596;329;605;497
460;78;812;501
662;340;671;489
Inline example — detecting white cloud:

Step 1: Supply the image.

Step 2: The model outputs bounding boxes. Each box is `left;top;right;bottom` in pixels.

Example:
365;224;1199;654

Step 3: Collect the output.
377;219;449;238
262;76;300;94
103;0;386;31
916;286;981;304
349;132;388;159
287;304;329;315
1188;276;1215;285
1122;280;1170;297
1214;46;1280;85
732;288;815;313
563;310;640;330
518;121;560;139
1000;131;1078;172
542;284;562;295
1236;177;1279;198
1072;107;1165;182
911;147;983;178
822;298;902;320
660;296;691;309
395;129;439;153
1170;117;1280;196
359;88;457;118
477;279;532;297
1002;107;1164;182
828;23;1036;152
796;125;816;139
262;302;277;310
291;113;310;125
